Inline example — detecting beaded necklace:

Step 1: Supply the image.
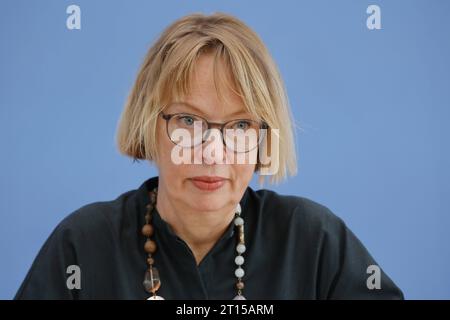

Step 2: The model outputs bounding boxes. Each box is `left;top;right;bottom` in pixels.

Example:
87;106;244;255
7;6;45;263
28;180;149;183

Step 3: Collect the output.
142;187;247;300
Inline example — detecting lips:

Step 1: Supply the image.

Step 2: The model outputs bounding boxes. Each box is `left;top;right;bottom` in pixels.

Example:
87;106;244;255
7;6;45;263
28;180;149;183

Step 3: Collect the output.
190;176;227;191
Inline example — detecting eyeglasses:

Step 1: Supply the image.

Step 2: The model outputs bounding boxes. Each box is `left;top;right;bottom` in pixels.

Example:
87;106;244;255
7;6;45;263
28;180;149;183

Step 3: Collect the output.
160;112;268;153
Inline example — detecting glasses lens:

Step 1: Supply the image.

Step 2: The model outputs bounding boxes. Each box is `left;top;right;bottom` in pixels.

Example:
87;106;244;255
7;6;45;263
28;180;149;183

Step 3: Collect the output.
224;120;265;153
167;114;207;147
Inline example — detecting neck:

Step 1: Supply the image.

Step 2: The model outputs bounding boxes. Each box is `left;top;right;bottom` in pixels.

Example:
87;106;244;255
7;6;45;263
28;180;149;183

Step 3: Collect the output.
155;185;236;265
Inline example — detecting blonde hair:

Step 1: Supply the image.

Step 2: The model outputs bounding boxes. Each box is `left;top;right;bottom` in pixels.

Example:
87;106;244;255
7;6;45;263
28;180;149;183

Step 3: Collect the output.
116;12;297;184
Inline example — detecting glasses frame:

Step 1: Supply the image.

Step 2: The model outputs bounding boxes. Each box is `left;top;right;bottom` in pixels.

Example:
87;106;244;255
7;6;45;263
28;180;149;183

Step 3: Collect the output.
160;112;269;153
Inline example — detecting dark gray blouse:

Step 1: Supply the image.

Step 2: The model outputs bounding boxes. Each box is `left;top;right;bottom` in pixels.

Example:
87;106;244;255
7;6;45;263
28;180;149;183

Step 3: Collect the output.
15;176;403;299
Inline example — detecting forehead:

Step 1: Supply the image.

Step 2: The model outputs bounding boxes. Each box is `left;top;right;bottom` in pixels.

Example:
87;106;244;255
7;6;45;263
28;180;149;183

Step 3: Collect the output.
167;54;250;120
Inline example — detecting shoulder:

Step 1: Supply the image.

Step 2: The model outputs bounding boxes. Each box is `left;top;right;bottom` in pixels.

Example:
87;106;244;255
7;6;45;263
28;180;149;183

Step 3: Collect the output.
52;188;139;241
246;187;405;299
248;187;347;236
15;188;141;299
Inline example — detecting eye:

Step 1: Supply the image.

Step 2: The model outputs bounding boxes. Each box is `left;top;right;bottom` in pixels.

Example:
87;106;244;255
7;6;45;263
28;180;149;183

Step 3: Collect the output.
233;121;251;130
176;115;196;127
182;116;194;126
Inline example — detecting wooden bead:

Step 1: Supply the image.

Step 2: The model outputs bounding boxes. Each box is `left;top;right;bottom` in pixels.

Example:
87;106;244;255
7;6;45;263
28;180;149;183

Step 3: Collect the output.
144;239;157;253
238;225;245;243
147;257;155;265
142;224;154;237
236;281;244;290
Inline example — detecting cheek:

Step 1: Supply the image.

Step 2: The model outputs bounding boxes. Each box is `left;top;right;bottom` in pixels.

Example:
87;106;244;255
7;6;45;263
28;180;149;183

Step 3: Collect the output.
158;141;179;171
231;163;255;186
155;123;178;172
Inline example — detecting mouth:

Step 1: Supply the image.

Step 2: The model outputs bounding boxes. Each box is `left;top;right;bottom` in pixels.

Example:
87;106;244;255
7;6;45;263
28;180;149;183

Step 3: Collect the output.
190;176;227;191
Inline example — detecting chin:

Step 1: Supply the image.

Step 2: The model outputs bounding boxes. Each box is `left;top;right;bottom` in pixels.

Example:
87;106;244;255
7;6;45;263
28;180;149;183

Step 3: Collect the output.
187;194;229;212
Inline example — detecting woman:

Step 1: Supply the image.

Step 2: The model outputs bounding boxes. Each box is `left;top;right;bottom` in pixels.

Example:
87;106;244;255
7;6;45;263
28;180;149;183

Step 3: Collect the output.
15;13;403;300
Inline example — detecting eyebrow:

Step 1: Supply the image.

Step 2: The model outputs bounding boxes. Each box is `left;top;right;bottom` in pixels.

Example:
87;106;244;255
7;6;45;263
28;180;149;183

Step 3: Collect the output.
170;101;252;119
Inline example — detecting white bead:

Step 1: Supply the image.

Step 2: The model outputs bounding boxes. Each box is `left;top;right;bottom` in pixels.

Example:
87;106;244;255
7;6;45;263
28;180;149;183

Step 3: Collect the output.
234;217;244;226
236;243;246;254
235;267;245;278
233;294;246;300
236;203;241;214
235;255;244;265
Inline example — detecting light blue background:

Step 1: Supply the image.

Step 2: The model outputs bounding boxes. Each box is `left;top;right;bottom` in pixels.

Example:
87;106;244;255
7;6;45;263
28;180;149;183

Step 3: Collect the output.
1;0;449;299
